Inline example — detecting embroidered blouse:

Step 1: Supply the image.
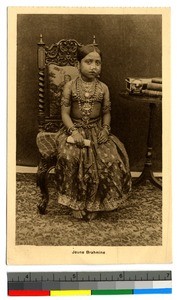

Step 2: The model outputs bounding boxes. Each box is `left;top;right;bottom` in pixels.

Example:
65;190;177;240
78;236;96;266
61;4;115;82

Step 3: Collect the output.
61;77;111;113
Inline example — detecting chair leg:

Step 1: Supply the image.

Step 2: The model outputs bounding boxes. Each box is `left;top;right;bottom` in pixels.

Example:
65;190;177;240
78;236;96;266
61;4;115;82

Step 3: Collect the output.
37;157;50;215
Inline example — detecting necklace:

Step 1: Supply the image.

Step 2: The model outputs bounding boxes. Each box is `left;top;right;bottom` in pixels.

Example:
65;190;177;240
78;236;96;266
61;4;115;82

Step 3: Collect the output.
76;77;98;123
80;78;96;98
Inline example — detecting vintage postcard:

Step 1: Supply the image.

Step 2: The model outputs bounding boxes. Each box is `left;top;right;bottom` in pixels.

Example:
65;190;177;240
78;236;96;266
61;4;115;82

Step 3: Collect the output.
7;7;171;264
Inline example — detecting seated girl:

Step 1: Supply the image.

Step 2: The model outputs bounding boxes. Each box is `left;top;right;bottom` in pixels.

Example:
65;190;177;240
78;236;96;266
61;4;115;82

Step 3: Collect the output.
55;43;132;220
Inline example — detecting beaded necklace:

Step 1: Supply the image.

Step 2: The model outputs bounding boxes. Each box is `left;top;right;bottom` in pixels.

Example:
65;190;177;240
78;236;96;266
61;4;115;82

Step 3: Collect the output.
76;77;98;123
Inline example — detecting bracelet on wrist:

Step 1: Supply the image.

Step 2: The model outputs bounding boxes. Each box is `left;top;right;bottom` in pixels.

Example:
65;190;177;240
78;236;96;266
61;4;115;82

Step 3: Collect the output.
102;124;111;134
67;125;77;135
103;128;109;135
71;130;79;136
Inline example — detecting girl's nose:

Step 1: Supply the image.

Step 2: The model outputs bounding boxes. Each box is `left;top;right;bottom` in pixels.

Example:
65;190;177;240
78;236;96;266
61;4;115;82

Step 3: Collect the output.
91;63;96;70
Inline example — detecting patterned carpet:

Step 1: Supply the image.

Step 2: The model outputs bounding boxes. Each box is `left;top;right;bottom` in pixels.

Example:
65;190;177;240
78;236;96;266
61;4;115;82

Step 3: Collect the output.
16;173;162;246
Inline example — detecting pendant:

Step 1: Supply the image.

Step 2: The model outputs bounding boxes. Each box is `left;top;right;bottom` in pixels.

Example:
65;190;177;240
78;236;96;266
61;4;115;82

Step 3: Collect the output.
83;102;92;111
82;116;89;123
84;92;90;98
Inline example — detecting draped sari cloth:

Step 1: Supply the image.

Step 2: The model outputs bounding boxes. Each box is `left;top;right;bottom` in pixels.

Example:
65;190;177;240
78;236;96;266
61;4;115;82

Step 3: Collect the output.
37;77;132;212
55;121;132;212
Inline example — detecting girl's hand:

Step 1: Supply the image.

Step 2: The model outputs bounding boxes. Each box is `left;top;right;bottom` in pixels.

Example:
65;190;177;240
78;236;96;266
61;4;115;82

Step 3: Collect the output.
97;129;109;144
72;131;85;148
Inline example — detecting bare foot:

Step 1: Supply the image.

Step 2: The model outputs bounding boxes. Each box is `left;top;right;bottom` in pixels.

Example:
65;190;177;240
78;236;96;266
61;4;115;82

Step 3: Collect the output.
86;212;98;221
72;210;86;219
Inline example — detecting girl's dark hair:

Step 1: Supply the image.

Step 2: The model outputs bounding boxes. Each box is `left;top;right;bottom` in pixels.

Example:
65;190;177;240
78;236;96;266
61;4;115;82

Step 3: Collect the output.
77;44;102;62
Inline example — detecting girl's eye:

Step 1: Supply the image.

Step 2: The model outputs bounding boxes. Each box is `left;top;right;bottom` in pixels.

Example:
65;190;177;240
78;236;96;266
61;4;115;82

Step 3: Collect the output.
84;59;101;65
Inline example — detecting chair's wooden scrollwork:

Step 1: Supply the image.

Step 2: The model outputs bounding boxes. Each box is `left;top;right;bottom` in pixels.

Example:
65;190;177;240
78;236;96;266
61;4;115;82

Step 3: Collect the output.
46;39;80;66
38;34;46;131
37;35;81;131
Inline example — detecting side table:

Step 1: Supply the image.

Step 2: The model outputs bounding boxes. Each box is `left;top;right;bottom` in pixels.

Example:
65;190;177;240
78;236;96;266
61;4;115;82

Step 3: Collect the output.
119;92;162;190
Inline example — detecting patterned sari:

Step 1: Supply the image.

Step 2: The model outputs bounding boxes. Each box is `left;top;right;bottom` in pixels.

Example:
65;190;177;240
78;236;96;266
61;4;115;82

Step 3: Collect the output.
37;77;132;212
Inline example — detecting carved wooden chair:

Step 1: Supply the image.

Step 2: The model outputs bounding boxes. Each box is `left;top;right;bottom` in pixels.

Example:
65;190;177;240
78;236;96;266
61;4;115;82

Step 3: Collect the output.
36;34;81;214
36;35;97;214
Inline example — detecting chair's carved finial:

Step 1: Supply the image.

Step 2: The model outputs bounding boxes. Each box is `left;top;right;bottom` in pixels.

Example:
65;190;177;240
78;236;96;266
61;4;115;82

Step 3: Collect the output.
93;35;98;46
38;34;45;46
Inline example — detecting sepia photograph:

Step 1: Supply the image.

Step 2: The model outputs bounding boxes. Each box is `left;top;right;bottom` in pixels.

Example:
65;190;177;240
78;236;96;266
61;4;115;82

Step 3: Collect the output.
7;7;171;264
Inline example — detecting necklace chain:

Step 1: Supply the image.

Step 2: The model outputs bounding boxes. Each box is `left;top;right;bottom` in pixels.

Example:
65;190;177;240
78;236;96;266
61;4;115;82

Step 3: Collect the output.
76;77;98;123
80;77;96;97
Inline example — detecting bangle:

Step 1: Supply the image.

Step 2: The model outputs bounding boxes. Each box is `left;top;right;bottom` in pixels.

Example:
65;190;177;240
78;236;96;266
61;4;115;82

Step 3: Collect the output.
67;125;77;135
71;130;79;136
103;124;111;134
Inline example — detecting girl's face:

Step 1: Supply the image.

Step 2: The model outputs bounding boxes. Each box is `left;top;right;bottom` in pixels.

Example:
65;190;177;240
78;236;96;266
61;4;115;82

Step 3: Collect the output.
79;51;101;81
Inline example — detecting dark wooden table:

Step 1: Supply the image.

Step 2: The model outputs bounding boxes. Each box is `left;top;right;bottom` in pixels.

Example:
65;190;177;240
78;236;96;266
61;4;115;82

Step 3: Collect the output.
119;92;162;190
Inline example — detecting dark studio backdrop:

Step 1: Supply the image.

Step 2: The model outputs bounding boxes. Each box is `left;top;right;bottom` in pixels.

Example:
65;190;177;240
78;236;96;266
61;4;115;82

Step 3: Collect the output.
17;14;162;171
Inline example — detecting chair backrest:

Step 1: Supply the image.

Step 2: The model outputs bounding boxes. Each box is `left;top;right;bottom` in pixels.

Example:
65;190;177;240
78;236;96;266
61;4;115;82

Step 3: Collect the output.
37;35;81;132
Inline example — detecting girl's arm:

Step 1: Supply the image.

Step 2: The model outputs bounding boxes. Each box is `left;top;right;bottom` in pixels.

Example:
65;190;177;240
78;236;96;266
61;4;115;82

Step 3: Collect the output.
61;105;74;131
102;83;111;127
102;110;111;128
98;84;111;144
61;82;84;146
61;81;74;130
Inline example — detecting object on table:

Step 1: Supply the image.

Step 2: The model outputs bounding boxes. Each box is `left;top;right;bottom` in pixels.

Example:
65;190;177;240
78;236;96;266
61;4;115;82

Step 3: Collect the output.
125;77;152;94
151;77;162;84
142;77;162;98
146;82;162;91
141;89;162;97
126;77;162;98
